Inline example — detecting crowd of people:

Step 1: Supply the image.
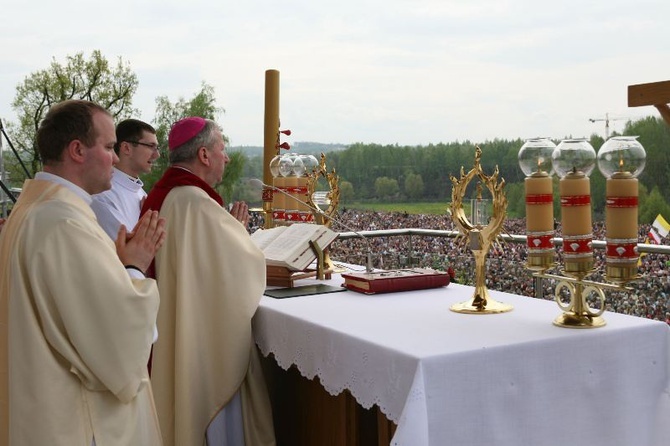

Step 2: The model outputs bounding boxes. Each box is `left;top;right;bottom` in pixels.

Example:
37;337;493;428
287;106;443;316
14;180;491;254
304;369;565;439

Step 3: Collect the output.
251;209;670;325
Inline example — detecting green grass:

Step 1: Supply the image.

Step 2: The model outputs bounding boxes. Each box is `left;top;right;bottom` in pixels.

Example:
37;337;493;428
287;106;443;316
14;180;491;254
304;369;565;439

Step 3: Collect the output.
343;201;451;215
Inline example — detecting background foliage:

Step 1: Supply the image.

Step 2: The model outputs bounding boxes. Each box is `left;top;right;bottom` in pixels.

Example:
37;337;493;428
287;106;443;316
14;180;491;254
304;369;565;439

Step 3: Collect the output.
3;50;669;222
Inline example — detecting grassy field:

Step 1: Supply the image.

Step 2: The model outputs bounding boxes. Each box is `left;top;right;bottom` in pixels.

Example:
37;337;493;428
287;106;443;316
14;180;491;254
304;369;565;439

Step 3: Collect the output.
343;201;451;215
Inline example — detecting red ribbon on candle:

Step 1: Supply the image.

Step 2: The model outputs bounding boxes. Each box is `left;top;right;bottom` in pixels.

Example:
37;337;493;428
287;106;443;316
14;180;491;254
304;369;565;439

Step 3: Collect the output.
526;194;553;205
606;196;638;208
285;211;301;222
562;236;593;254
286;186;308;194
299;212;314;223
527;233;553;250
606;241;638;260
560;195;591;206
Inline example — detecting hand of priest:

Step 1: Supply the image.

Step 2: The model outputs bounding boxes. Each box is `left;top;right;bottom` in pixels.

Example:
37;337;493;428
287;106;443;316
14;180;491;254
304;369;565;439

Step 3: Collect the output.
229;201;249;227
115;210;167;274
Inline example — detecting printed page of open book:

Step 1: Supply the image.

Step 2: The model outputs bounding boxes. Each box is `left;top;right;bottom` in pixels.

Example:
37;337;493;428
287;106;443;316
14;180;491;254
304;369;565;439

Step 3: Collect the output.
251;224;338;270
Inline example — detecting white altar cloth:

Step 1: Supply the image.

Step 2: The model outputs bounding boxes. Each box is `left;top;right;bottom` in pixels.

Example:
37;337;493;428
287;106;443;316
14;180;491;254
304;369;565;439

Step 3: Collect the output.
253;275;670;446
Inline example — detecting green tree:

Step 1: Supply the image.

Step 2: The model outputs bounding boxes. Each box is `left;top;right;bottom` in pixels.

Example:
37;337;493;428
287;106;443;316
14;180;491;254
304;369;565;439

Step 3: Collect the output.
339;180;354;203
404;172;424;200
146;82;238;198
10;50;138;176
639;186;670;225
504;182;525;218
374;176;399;199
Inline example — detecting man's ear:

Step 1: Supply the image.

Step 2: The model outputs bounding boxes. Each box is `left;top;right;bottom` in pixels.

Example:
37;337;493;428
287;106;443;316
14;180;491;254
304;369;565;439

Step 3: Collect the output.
197;146;210;166
120;141;132;156
66;140;86;164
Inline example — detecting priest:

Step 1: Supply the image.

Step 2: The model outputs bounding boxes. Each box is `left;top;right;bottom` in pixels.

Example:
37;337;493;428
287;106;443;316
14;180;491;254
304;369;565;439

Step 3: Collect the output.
0;100;165;445
142;117;275;446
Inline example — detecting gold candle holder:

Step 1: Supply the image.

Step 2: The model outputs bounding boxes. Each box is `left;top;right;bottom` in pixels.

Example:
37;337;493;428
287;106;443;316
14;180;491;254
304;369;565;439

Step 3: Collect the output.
519;138;557;273
550;139;601;328
515;137;645;329
449;147;512;314
598;136;646;284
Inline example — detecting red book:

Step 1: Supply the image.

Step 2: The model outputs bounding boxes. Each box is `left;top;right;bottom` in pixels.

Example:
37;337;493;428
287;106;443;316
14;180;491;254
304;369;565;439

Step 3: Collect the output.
341;268;450;295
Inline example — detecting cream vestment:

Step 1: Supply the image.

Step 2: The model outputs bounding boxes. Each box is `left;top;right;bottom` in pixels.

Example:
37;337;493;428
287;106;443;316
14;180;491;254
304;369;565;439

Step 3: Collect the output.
151;186;275;446
0;178;162;446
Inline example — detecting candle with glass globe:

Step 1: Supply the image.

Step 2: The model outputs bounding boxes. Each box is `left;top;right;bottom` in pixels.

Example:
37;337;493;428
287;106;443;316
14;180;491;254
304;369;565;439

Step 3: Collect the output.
598;136;646;283
290;155;311;223
519;138;557;271
283;153;301;224
296;155;319;222
273;154;293;226
552;139;597;275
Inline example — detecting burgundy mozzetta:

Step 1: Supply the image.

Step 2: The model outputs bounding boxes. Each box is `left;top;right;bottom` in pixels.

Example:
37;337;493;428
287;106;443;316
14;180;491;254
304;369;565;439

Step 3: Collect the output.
141;167;224;278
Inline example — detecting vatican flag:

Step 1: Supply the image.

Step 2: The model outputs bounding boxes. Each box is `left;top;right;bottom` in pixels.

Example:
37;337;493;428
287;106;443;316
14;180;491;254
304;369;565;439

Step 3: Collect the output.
652;214;670;238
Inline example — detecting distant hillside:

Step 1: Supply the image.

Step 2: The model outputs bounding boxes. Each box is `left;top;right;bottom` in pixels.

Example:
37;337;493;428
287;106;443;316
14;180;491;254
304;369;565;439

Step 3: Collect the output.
229;141;348;157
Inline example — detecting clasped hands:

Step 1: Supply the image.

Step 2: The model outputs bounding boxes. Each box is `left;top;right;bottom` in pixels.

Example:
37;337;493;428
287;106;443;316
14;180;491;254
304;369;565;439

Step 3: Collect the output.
229;201;250;227
116;210;166;274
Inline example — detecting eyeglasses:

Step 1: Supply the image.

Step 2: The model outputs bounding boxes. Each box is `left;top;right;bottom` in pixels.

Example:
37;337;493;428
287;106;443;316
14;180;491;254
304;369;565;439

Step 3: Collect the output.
127;141;160;151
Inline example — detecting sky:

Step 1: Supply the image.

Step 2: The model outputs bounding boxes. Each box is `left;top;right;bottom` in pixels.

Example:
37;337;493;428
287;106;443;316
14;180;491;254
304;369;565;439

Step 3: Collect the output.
1;0;669;148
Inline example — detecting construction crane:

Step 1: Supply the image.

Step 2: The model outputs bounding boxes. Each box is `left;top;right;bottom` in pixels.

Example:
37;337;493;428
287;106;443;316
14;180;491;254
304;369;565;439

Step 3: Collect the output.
588;113;629;139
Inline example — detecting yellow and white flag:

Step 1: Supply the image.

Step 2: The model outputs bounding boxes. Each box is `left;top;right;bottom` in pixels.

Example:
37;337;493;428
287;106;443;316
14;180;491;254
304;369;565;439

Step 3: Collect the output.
648;214;670;244
653;214;670;237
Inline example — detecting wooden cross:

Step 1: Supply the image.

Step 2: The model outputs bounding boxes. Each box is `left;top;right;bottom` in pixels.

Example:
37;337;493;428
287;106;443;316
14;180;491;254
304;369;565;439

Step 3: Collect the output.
628;79;670;125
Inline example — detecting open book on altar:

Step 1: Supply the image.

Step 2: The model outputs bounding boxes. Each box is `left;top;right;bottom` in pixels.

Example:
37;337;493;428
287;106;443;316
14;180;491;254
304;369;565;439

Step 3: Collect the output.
251;223;339;271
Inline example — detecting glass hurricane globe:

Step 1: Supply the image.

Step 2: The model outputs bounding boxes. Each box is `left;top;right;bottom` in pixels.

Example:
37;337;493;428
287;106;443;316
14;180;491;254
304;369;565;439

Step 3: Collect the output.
597;136;646;178
269;155;281;178
300;154;319;176
552;139;596;178
518;138;556;176
278;154;294;177
291;154;306;177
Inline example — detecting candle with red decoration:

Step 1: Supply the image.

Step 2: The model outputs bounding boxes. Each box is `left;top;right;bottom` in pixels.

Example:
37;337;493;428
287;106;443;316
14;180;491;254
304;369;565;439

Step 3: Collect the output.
519;138;557;271
552;139;597;275
598;136;646;283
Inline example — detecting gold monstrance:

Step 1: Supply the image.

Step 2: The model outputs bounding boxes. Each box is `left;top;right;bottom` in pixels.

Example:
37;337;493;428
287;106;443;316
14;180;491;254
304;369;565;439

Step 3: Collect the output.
450;147;513;314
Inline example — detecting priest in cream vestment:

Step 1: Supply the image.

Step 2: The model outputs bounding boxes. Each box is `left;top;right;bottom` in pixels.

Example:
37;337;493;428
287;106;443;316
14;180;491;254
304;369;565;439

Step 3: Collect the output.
0;100;165;446
142;117;275;446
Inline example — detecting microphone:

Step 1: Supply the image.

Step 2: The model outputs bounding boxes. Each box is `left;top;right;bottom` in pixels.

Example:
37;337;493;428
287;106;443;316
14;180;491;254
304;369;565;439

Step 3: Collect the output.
249;178;374;273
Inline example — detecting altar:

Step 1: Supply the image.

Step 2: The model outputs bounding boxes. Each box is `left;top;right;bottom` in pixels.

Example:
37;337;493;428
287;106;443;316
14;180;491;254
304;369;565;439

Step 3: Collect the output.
253;273;670;446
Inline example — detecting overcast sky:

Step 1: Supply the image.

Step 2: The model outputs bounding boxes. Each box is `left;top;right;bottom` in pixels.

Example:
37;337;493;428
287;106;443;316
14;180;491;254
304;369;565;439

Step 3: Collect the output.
1;0;668;147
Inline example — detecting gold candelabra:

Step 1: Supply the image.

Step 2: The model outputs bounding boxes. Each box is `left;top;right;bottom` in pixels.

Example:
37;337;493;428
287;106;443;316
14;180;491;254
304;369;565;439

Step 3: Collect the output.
519;137;645;329
449;146;513;314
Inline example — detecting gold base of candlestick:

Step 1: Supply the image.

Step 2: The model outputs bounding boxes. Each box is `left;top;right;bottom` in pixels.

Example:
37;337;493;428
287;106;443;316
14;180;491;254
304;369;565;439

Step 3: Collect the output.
553;311;606;328
563;258;594;275
605;263;639;285
544;271;609;329
527;252;555;271
451;289;514;314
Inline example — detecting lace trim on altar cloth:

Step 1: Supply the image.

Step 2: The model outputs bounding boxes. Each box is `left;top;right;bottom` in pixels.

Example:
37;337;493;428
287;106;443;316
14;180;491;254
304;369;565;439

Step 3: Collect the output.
254;330;425;426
